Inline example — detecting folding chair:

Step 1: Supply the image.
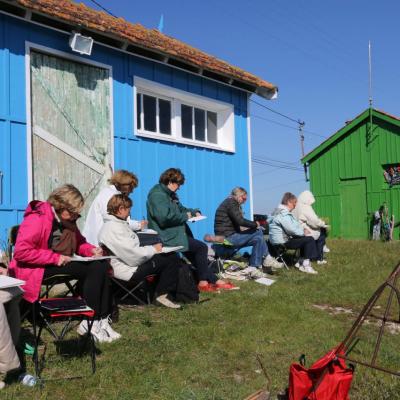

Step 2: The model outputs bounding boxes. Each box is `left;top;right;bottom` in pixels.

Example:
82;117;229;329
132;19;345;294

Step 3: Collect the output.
41;275;79;299
100;243;158;307
32;297;96;381
111;275;157;306
203;235;241;275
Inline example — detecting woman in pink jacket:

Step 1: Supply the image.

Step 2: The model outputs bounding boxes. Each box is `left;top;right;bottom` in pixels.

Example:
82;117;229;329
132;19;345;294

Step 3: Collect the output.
9;184;120;343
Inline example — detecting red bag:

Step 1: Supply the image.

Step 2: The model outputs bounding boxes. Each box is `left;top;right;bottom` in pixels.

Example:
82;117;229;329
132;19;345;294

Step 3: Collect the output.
288;348;354;400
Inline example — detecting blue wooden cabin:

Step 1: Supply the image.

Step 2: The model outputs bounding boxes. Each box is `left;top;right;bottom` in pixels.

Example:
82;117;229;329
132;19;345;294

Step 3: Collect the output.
0;0;277;246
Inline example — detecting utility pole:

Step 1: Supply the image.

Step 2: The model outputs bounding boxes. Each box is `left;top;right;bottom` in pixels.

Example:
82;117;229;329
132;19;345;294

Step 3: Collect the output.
298;120;308;181
368;40;373;146
298;120;305;158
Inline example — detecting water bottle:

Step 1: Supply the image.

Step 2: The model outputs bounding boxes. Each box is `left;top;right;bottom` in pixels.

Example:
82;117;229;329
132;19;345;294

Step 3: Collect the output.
19;373;37;387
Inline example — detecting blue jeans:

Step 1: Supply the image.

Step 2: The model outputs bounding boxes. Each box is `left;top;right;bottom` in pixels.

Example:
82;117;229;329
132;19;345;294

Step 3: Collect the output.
227;229;268;267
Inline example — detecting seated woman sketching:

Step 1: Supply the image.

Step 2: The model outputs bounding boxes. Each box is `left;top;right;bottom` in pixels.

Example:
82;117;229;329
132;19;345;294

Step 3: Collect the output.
147;168;237;292
98;194;181;309
9;184;120;343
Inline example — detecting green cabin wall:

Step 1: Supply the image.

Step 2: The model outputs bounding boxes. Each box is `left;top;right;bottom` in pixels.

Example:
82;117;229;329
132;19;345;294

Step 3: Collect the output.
307;113;400;239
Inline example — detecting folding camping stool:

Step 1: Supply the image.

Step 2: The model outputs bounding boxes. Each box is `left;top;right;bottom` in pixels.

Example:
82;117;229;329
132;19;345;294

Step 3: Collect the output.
32;297;96;381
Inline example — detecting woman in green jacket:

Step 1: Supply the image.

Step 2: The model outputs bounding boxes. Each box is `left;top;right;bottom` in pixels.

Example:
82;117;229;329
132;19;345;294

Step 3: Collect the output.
147;168;237;292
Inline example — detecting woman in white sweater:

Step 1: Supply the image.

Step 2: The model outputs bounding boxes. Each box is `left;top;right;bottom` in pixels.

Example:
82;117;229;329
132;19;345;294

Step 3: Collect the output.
98;194;181;309
293;190;329;264
83;170;145;246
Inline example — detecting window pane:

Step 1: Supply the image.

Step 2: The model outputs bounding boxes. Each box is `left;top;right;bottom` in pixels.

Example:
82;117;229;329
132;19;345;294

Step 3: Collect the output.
159;99;171;135
181;105;193;139
143;95;156;132
207;111;217;144
194;108;205;141
136;93;141;130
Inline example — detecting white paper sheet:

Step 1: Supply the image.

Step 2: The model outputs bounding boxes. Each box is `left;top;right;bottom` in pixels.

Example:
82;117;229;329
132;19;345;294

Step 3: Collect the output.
0;275;25;289
254;277;276;286
70;255;117;262
161;246;184;254
187;215;207;223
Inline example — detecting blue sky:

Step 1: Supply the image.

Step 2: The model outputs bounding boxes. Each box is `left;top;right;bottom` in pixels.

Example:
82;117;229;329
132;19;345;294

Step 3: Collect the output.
81;0;400;213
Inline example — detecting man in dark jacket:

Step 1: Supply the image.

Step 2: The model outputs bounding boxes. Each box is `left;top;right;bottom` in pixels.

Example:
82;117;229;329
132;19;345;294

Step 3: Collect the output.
214;187;282;269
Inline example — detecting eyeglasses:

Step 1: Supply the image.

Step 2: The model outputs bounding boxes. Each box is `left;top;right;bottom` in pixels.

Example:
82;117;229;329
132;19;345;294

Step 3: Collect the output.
170;182;181;188
66;210;81;220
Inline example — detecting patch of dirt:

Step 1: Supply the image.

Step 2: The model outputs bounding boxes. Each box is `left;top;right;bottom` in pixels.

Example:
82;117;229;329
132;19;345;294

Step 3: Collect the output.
312;304;400;335
312;304;353;315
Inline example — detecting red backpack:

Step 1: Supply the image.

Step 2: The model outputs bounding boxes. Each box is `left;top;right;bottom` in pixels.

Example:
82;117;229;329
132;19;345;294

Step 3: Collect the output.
288;348;354;400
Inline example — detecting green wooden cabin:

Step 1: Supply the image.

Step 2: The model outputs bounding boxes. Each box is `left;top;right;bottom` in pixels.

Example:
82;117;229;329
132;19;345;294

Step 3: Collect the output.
302;108;400;239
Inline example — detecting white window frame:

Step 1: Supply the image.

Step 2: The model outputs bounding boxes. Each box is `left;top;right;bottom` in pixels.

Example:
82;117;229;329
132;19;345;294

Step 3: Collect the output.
134;77;235;152
136;90;174;136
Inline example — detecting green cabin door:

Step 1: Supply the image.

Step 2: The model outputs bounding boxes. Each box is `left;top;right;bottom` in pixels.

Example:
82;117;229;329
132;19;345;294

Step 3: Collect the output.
30;51;112;224
339;179;367;239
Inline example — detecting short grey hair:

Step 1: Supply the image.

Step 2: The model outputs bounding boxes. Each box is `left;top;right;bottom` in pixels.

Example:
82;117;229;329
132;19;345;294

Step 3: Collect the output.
231;187;247;198
281;192;297;205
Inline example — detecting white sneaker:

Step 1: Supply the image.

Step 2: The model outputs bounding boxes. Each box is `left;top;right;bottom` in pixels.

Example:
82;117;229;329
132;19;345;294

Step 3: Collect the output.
77;320;89;336
299;265;318;274
250;268;267;279
317;260;328;265
263;256;284;269
323;245;330;253
101;317;121;341
91;328;114;344
77;320;113;343
294;262;300;269
0;381;5;390
155;294;181;309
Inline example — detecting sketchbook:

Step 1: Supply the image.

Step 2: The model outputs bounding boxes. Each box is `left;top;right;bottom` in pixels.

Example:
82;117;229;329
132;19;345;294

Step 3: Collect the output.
70;255;117;262
187;215;207;223
161;246;184;254
0;275;25;289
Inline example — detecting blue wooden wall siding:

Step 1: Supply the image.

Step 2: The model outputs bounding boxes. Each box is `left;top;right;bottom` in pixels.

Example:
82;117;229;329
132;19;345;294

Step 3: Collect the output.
0;13;251;244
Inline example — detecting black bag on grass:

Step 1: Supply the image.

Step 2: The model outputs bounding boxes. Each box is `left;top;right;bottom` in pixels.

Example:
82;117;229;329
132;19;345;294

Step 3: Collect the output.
175;263;199;303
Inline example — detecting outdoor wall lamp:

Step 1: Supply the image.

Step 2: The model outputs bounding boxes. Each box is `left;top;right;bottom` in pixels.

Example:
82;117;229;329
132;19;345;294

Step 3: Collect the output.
69;31;93;56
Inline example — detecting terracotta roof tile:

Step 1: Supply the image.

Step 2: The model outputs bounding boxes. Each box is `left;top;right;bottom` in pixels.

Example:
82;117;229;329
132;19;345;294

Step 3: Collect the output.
15;0;277;98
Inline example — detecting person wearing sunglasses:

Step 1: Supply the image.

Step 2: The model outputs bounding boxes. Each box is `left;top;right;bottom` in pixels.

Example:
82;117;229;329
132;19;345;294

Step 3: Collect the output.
9;184;119;343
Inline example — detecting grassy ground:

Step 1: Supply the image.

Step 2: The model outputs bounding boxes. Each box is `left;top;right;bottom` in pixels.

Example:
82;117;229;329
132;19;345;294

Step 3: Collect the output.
3;239;400;399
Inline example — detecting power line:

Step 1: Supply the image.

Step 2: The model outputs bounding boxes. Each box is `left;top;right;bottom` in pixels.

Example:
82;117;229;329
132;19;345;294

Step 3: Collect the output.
258;178;305;192
252;158;303;172
251;99;300;124
252;155;299;166
87;0;117;18
251;113;327;139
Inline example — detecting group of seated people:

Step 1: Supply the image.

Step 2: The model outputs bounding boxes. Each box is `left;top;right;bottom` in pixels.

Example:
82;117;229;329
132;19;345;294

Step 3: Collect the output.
0;167;329;387
268;191;329;275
